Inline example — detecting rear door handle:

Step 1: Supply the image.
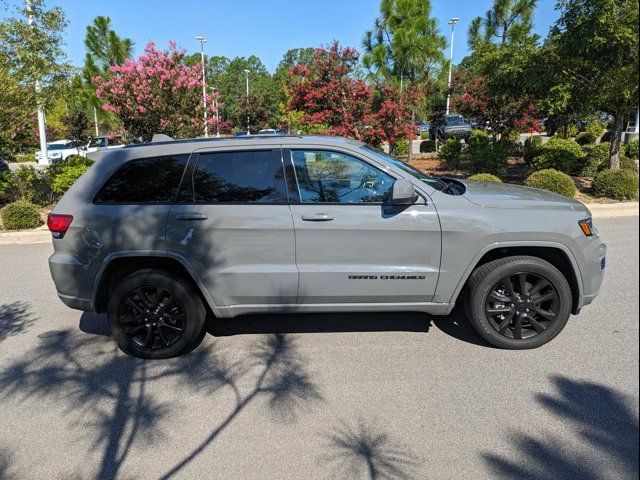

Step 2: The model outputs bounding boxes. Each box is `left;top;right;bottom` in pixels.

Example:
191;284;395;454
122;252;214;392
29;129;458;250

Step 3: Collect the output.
177;213;208;221
302;213;334;222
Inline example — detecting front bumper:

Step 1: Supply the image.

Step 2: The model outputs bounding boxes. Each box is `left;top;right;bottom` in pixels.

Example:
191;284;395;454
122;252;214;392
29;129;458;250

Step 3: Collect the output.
576;241;607;310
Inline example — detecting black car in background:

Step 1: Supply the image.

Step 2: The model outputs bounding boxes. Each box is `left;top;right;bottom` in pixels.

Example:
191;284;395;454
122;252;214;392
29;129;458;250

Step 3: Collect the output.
430;114;472;141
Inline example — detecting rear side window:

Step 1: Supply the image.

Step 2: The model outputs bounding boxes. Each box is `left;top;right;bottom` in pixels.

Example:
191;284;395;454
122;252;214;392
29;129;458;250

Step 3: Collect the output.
193;150;283;203
94;155;189;204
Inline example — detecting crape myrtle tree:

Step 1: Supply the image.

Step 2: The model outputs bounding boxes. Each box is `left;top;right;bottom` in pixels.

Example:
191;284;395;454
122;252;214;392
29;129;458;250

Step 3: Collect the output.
95;42;219;141
362;0;446;161
453;0;542;138
542;0;639;169
287;42;412;151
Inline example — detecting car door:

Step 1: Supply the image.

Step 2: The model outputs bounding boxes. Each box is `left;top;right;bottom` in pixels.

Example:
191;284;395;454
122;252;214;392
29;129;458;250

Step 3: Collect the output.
166;146;297;307
285;146;441;304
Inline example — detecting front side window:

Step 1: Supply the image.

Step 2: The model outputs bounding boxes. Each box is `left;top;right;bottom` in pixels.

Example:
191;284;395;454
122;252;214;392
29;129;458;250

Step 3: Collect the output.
291;150;395;204
88;137;107;148
193;150;281;203
94;155;189;204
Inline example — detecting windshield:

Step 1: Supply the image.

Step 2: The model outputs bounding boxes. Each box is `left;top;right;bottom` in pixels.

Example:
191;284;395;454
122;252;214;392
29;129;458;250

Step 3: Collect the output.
446;115;467;126
48;143;70;150
360;146;446;191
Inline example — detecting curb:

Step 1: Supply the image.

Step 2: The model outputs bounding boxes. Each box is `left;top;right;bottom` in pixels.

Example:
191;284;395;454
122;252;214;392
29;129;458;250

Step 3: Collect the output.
0;202;637;246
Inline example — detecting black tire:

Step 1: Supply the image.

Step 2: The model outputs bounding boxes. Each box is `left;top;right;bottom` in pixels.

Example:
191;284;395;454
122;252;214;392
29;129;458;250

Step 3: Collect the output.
107;269;206;359
466;256;572;349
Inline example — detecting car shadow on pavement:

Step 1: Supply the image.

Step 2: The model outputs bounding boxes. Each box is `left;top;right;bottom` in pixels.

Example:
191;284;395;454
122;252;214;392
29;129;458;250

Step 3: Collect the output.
320;417;423;480
483;375;640;480
208;304;490;347
0;321;322;480
0;301;36;343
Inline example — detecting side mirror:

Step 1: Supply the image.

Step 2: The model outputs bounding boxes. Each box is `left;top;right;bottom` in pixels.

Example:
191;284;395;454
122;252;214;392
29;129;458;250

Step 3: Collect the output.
391;178;418;205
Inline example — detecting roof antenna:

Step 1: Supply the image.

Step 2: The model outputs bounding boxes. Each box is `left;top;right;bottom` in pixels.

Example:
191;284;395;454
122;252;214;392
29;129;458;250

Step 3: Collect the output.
151;134;174;142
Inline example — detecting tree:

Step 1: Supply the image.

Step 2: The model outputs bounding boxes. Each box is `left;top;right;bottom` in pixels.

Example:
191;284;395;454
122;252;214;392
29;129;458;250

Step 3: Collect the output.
0;0;70;157
95;42;218;141
468;0;538;47
82;16;134;82
63;109;90;153
235;93;272;132
543;0;639;169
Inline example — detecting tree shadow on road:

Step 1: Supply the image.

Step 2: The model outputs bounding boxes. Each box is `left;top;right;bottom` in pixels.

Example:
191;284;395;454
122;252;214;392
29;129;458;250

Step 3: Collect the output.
0;320;322;480
320;418;423;480
0;446;16;480
483;375;639;479
0;301;36;342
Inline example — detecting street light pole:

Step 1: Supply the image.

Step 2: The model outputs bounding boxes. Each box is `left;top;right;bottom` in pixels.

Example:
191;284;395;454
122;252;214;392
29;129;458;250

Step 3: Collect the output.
26;0;49;165
196;36;208;138
211;87;220;137
244;69;250;134
445;17;460;116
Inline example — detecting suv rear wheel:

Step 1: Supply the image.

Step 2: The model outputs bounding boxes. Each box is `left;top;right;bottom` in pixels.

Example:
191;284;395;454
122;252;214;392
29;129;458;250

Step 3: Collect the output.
107;269;206;359
466;256;572;349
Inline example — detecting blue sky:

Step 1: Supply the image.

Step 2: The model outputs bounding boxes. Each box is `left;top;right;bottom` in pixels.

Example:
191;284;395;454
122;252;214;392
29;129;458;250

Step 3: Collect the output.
2;0;559;72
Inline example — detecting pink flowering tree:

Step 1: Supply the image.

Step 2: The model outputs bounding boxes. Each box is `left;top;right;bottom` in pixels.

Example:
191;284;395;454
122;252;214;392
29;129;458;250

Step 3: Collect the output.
95;42;218;141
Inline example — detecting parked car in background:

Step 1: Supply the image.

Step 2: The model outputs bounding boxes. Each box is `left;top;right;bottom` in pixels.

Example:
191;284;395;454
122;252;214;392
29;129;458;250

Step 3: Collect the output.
234;131;249;136
413;121;431;135
0;156;8;172
48;135;606;358
430;114;473;141
35;140;82;163
85;135;125;154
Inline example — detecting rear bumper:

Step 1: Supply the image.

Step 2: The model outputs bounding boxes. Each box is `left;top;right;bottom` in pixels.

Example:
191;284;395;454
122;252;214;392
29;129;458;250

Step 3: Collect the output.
49;252;96;312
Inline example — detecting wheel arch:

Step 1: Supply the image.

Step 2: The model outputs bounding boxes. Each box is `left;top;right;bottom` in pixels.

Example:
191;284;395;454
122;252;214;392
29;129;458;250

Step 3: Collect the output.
452;242;583;314
92;251;217;316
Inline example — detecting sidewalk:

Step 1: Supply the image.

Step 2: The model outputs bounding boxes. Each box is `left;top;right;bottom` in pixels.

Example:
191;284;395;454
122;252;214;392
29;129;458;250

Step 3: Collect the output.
0;202;637;246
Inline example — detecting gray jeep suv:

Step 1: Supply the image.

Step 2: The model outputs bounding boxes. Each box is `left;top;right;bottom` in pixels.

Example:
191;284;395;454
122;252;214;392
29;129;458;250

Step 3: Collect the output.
48;135;606;358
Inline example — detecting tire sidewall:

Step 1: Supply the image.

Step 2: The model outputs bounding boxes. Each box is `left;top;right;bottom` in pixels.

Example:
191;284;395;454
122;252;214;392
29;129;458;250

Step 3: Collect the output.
107;272;203;359
469;259;572;349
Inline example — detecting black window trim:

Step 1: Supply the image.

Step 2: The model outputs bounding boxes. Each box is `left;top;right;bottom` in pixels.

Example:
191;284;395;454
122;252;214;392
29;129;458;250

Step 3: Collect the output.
184;147;289;206
92;153;192;205
284;147;424;206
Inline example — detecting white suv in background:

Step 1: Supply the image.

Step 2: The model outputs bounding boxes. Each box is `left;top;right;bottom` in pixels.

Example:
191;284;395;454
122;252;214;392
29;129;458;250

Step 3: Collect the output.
35;140;82;162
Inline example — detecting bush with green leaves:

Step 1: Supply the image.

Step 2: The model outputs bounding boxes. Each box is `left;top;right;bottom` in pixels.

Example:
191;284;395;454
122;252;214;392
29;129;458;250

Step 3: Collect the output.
467;173;502;183
578;142;610;176
392;138;409;157
466;130;510;175
620;156;638;173
438;138;464;170
533;137;584;173
592;169;639;200
0;170;15;206
1;199;42;230
11;166;52;206
624;140;639;160
419;140;436;153
52;163;90;195
576;123;605;145
524;169;576;197
523;135;543;163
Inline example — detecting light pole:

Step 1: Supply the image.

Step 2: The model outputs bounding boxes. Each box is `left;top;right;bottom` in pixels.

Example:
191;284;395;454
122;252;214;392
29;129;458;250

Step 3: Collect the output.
445;17;460;116
196;36;208;137
26;0;49;165
211;87;220;137
244;69;250;134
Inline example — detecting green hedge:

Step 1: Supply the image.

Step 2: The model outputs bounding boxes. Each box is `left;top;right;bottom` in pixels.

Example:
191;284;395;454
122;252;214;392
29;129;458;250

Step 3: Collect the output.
624;140;639;160
438;138;464;170
620;156;638;173
392;138;409;157
1;199;42;230
466;130;509;175
592;169;639;200
419;140;436;153
52;163;89;195
467;173;502;183
523;135;543;163
578;142;610;176
525;169;576;197
533;137;584;173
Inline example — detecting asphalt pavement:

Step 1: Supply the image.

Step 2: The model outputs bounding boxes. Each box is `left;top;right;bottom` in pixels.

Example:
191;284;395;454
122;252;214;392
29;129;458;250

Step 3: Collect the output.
0;216;638;480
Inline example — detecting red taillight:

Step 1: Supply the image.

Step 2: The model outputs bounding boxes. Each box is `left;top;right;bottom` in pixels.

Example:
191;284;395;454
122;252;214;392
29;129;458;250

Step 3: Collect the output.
47;214;73;238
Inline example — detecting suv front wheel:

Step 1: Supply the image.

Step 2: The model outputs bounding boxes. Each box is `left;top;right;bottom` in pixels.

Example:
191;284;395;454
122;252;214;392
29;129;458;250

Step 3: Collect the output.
466;256;572;349
107;269;206;359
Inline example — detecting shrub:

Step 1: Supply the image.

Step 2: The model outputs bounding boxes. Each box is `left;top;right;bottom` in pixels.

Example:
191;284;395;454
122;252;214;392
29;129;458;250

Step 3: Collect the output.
420;131;430;140
11;166;52;206
466;130;509;175
13;154;36;163
419;140;436;153
624;140;639;160
438;138;464;170
392;138;409;157
0;170;15;206
467;173;502;183
52;163;89;195
576;132;594;145
578;142;610;176
1;199;42;230
525;169;576;197
620;156;638;173
576;123;605;145
592;169;639;200
523;135;543;163
533;137;584;173
557;124;578;139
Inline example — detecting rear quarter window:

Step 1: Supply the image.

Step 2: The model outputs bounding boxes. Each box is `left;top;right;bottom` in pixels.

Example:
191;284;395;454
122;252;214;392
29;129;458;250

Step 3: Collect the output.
93;155;189;204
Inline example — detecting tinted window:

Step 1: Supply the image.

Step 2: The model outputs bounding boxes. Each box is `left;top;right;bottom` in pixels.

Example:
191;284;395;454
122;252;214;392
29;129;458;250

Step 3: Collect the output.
193;150;281;203
94;155;188;204
291;150;394;204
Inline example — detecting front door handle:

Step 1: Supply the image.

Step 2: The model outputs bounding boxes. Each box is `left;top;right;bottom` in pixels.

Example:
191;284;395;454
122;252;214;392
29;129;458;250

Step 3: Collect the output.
177;213;208;221
302;213;334;222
